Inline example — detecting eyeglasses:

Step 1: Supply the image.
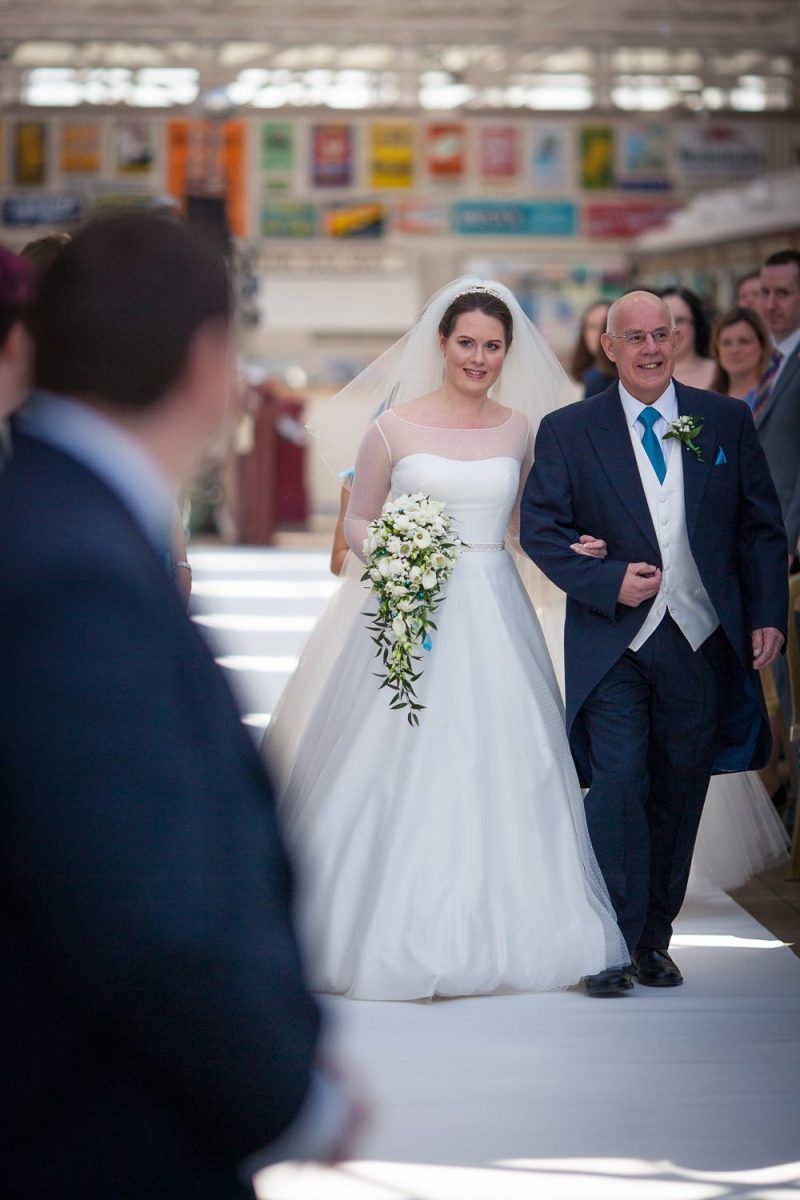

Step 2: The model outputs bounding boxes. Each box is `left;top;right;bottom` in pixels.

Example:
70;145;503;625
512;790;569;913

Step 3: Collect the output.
606;327;674;346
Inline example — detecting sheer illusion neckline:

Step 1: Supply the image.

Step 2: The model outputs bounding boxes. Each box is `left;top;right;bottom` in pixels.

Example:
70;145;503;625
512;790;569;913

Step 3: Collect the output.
387;406;515;432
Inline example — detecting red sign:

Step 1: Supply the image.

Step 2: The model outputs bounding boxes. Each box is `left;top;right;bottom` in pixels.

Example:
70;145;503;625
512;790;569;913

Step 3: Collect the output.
479;126;520;181
425;123;466;178
582;201;677;239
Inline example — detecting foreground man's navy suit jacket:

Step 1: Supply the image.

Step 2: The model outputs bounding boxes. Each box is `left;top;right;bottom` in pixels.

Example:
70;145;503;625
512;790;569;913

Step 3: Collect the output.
0;431;320;1200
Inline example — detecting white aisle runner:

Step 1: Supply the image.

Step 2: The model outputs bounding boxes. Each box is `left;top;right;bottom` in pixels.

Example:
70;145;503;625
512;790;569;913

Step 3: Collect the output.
191;548;800;1200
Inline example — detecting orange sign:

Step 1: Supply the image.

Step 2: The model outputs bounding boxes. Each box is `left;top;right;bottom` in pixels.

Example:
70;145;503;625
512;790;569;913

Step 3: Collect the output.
166;119;247;237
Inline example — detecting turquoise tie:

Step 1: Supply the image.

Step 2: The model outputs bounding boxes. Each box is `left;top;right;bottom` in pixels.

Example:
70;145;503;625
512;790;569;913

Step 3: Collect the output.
637;407;666;484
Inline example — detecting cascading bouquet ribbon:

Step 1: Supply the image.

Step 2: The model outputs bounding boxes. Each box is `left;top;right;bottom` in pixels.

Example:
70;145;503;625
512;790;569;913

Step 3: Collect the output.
362;492;461;725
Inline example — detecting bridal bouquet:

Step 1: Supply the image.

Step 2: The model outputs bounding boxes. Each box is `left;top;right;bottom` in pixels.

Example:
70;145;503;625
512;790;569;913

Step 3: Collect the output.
362;493;461;725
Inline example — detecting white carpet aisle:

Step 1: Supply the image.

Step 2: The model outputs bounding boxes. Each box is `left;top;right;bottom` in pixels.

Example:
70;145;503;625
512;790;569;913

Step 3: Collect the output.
191;548;800;1200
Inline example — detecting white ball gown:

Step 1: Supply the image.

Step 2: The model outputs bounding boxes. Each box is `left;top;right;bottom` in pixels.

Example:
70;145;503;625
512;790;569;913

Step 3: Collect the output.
267;408;628;1000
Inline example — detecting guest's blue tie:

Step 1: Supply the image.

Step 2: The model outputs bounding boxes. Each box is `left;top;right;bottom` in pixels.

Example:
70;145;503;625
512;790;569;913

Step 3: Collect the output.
637;407;666;484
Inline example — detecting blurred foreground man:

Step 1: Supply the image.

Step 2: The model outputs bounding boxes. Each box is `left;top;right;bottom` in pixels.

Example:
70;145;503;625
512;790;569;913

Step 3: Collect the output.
0;215;357;1200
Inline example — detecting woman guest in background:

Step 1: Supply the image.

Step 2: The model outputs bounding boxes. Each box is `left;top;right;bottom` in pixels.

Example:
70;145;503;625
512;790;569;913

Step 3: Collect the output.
710;306;772;410
569;299;617;399
735;271;763;313
661;286;716;390
0;247;35;453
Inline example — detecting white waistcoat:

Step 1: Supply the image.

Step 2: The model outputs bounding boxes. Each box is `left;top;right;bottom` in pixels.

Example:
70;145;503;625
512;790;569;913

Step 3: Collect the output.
628;432;719;652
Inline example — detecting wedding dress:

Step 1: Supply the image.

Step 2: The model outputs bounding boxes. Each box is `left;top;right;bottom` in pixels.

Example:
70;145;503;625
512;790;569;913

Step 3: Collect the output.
269;406;628;1001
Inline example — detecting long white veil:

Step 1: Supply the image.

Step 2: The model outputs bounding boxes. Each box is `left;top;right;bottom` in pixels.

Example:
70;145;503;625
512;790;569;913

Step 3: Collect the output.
267;277;573;786
307;276;576;480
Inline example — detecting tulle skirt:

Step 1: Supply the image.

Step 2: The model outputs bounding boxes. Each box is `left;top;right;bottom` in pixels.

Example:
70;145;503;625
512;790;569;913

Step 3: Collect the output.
269;550;627;1000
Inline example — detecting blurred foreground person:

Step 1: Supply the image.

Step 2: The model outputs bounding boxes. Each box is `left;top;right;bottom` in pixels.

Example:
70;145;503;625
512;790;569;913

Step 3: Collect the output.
0;215;356;1200
0;245;35;443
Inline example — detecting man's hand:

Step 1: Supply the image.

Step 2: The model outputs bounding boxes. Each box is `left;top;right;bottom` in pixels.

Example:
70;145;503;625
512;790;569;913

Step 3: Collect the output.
752;627;784;670
570;534;608;559
617;563;661;607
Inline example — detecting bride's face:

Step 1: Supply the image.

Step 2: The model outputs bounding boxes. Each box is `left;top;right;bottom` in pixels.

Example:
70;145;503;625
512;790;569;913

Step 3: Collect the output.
440;311;507;396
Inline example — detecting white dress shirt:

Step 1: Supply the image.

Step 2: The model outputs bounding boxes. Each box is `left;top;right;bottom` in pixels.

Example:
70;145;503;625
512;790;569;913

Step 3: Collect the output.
618;380;720;653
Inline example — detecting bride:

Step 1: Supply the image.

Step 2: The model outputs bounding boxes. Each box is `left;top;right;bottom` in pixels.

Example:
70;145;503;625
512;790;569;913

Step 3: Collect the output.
266;278;630;1001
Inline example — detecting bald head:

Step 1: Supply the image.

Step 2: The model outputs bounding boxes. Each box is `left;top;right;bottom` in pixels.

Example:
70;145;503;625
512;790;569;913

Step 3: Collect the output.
606;291;673;337
600;289;677;405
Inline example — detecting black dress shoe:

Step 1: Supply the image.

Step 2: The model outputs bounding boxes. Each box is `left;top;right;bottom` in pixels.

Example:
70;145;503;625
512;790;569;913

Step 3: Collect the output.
584;966;634;998
634;948;683;987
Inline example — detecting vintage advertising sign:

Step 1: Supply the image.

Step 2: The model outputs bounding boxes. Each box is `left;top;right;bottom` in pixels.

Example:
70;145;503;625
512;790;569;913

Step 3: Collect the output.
580;126;615;190
323;201;385;238
311;124;354;188
425;123;466;179
478;125;520;181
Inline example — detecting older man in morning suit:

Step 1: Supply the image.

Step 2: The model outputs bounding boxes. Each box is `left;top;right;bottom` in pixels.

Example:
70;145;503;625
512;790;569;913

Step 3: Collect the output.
521;291;787;999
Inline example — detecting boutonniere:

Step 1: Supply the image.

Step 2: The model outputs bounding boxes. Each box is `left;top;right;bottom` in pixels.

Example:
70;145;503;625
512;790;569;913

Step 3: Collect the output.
664;415;703;463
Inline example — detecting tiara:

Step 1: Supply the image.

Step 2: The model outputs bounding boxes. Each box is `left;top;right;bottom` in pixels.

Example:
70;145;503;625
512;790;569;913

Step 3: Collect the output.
458;284;505;301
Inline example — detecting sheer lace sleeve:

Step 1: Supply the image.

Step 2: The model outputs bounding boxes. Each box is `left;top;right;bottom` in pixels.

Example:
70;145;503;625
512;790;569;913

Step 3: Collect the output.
506;424;533;553
343;421;392;561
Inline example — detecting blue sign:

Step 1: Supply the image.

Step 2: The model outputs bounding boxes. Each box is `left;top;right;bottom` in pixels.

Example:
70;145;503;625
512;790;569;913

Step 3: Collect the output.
452;201;576;237
3;194;83;227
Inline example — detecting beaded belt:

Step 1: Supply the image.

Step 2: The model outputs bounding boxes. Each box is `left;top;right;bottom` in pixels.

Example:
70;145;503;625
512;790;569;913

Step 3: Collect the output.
461;541;505;552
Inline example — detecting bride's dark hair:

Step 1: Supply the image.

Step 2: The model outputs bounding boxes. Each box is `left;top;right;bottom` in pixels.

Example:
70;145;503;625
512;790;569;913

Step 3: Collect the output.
438;289;514;348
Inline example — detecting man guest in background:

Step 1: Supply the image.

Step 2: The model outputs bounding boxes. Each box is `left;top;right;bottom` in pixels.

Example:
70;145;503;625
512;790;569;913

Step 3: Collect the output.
0;214;360;1200
757;248;800;563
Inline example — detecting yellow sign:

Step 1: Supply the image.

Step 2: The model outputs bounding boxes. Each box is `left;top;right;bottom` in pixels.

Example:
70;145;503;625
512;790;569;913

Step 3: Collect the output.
368;121;415;190
61;122;101;174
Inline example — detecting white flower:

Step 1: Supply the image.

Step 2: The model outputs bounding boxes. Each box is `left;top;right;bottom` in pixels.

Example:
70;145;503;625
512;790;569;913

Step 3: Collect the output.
413;529;431;549
409;564;422;580
422;570;437;590
394;514;411;532
389;558;406;577
391;615;407;638
378;558;392;578
386;536;403;554
370;567;382;582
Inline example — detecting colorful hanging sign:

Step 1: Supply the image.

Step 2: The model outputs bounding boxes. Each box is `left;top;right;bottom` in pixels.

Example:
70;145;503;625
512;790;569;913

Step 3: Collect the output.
425;123;466;179
452;201;576;237
368;121;415;189
675;122;767;179
261;122;295;172
580;126;615;190
479;126;520;181
311;124;354;188
530;124;570;191
582;200;678;239
618;123;671;191
3;194;83;227
261;200;317;239
394;198;450;235
13;121;47;186
60;122;101;174
166;119;247;237
115;118;155;175
323;201;385;238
